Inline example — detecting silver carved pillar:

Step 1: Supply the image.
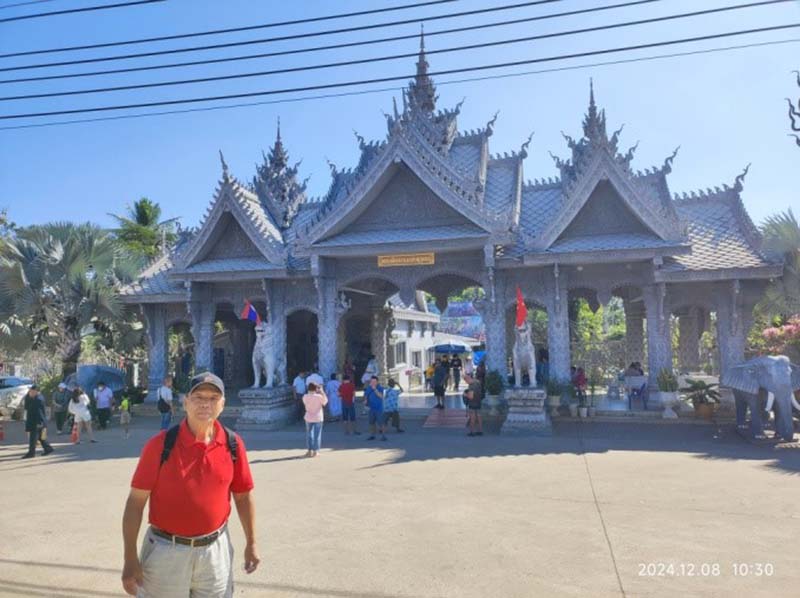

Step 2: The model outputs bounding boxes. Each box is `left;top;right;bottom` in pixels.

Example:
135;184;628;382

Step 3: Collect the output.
547;267;570;382
476;267;507;376
370;307;392;379
191;300;215;373
716;282;749;380
623;300;646;367
144;304;167;401
643;284;673;386
316;276;339;379
266;282;287;385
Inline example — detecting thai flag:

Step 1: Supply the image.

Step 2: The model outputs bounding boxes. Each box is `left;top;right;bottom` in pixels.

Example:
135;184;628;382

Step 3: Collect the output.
240;300;261;325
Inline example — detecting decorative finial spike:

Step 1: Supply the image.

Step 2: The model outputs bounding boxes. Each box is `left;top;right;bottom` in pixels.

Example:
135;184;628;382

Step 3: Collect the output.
733;163;751;192
219;150;229;179
276;116;281;142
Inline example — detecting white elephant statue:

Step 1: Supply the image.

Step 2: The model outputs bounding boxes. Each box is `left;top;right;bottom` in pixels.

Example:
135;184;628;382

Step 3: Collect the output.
512;321;536;387
251;321;275;389
723;355;800;441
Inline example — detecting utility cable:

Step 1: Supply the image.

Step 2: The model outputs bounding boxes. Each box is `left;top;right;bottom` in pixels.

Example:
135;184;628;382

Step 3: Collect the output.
0;0;165;24
0;0;785;101
1;23;797;120
0;0;568;69
1;36;796;131
0;0;664;84
0;0;457;57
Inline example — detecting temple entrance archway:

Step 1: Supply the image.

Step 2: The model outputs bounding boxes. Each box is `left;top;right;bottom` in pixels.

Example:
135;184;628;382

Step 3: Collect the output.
166;321;194;388
287;309;318;379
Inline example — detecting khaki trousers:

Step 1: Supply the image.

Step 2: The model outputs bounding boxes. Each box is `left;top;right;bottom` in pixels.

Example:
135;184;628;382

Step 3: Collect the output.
138;526;234;598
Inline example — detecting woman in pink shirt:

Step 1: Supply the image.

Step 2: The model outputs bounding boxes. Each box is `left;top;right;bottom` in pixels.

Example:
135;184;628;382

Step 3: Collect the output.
302;382;328;458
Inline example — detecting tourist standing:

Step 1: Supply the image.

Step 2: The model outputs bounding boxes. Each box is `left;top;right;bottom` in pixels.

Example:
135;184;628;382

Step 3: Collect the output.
424;362;435;391
53;382;70;434
450;354;463;391
292;370;307;417
122;372;259;597
364;376;387;441
157;375;174;431
21;385;54;459
68;387;96;444
325;374;342;421
362;354;379;386
94;381;115;430
432;359;447;410
302;382;328;457
383;378;405;433
441;355;451;390
475;358;486;396
464;373;483;436
343;357;355;383
339;375;359;435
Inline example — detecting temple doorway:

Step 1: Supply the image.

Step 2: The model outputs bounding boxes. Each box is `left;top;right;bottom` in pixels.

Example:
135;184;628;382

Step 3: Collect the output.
287;309;318;379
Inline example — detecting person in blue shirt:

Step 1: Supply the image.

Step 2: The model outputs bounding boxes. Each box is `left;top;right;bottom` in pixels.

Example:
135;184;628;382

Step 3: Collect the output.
382;378;405;433
364;376;387;441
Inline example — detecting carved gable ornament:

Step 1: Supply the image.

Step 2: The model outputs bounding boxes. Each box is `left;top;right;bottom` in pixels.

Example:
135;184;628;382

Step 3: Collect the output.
532;152;682;250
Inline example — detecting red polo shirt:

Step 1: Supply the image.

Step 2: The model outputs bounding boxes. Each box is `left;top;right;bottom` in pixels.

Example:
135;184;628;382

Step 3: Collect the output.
131;419;254;537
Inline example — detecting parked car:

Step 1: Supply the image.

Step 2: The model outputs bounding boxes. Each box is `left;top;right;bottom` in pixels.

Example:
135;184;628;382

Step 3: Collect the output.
0;376;34;418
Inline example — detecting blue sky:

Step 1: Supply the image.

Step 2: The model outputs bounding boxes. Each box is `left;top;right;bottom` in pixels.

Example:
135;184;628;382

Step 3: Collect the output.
1;0;799;229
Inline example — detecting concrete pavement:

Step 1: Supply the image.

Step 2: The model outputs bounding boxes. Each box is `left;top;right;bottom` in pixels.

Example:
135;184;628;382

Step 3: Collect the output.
0;415;798;598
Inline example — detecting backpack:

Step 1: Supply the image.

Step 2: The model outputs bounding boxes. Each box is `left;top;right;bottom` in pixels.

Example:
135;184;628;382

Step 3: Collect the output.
160;424;238;467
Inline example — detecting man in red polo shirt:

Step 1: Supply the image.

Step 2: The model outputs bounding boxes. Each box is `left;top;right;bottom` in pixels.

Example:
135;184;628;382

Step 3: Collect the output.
121;372;260;597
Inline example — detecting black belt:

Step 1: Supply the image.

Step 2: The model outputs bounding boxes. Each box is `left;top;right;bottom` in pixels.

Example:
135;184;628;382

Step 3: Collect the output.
150;525;224;547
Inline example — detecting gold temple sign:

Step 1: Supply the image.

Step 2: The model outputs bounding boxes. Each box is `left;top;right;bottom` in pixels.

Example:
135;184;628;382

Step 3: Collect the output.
377;252;435;267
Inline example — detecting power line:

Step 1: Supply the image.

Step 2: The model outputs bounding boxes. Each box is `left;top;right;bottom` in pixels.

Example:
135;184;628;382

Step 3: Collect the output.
1;0;786;102
0;0;665;85
0;0;568;70
3;36;796;132
2;23;798;120
0;0;457;57
0;0;165;23
0;0;59;11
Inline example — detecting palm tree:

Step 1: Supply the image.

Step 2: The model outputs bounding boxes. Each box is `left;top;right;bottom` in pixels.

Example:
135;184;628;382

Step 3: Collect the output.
109;197;178;261
0;222;136;376
759;209;800;317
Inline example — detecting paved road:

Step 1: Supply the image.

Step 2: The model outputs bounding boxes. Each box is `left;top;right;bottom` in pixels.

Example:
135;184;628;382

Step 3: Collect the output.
0;415;798;598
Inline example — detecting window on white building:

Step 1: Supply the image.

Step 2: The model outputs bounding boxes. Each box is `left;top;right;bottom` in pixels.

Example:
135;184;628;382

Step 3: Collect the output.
394;341;407;366
411;350;422;368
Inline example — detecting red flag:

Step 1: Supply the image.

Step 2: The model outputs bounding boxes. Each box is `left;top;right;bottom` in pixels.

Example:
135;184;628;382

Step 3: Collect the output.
240;301;262;325
515;286;528;327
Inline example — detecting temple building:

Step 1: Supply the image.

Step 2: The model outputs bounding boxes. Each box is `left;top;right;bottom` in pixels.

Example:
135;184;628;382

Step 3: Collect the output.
121;38;781;397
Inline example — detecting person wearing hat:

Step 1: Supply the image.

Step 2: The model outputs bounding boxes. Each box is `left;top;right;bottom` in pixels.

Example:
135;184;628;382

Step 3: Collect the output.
53;382;71;435
21;384;54;459
121;372;259;597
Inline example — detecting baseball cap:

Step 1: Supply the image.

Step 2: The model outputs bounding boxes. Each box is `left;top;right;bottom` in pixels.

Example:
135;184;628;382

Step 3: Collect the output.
58;382;67;389
188;372;225;396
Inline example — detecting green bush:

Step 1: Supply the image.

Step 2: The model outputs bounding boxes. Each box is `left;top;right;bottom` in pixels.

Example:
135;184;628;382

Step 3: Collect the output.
545;377;562;396
656;368;678;392
485;370;504;396
681;378;720;405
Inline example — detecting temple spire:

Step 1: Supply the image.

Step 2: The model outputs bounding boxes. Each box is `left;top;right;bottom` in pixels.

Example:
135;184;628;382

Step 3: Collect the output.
409;25;436;112
269;117;288;170
582;78;608;145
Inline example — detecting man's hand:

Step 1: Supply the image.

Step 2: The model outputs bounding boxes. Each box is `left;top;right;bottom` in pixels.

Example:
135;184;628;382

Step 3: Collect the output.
243;543;261;574
121;558;143;595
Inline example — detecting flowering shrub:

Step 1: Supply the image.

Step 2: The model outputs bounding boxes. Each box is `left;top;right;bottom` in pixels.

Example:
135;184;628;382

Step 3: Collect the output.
760;315;800;359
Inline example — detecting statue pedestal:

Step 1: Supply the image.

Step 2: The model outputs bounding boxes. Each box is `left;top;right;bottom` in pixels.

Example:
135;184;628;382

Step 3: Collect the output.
501;387;550;435
236;385;296;431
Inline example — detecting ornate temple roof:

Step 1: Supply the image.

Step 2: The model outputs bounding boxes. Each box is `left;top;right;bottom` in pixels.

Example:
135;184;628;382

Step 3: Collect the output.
121;37;779;300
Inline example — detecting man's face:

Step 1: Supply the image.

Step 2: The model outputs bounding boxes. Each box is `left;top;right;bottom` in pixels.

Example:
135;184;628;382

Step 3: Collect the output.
370;378;378;389
165;378;173;388
185;385;224;423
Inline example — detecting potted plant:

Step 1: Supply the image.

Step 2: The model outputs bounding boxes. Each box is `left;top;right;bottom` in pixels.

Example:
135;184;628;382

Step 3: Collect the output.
567;383;578;417
681;378;720;420
657;368;680;418
545;378;562;416
484;369;504;415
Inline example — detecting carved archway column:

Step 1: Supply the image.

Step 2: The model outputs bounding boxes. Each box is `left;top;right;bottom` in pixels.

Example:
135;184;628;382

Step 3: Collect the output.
190;300;215;373
716;281;750;379
371;307;394;379
643;283;673;387
623;299;645;366
143;304;167;400
547;265;570;382
315;276;340;379
266;281;287;385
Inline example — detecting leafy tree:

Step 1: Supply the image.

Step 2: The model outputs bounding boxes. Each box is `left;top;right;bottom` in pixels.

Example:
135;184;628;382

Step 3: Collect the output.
109;197;178;261
0;222;138;376
758;209;800;317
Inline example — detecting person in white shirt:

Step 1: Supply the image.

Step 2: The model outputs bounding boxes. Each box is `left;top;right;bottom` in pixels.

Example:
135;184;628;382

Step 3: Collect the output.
93;381;115;430
361;355;379;386
292;371;307;418
68;388;96;444
324;374;342;420
157;376;174;431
